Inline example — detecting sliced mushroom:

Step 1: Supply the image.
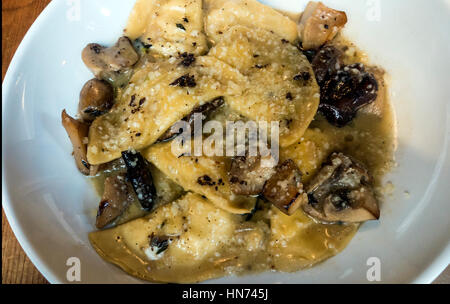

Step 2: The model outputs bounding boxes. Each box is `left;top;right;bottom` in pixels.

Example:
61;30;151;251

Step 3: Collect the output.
229;154;276;196
158;96;225;142
122;150;157;210
61;110;95;175
82;36;139;78
262;159;308;215
78;79;114;122
302;152;380;223
96;174;135;229
298;2;347;50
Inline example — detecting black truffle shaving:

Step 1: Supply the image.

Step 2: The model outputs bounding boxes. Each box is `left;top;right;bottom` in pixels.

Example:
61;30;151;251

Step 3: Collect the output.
121;150;156;210
176;23;186;31
158;97;224;142
318;63;378;127
169;74;196;87
149;233;170;255
293;72;311;81
311;46;379;127
311;45;342;85
179;52;195;67
197;175;215;186
184;97;224;126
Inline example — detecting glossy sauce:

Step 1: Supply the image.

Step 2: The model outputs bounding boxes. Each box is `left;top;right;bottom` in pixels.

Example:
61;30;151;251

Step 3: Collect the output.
89;15;396;281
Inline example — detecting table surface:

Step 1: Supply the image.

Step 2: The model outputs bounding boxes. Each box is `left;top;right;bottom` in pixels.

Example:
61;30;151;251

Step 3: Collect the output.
1;0;449;285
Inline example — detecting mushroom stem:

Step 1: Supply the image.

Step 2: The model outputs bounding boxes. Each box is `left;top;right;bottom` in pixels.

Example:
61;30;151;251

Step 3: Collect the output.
61;110;92;175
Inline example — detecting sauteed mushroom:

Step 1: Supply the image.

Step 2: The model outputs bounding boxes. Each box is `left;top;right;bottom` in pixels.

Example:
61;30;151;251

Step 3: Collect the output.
78;79;114;122
262;160;307;215
319;63;378;127
82;36;139;78
302;152;380;223
311;45;343;86
298;1;347;50
61;110;94;175
122;150;157;210
229;154;276;196
158;97;225;142
96;174;135;229
311;46;379;127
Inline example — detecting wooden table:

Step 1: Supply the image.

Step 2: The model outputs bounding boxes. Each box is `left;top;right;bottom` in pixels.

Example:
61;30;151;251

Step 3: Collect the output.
2;0;51;284
2;0;449;285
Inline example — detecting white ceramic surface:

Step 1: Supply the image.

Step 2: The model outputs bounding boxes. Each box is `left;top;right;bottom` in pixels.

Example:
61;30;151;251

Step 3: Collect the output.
2;0;450;284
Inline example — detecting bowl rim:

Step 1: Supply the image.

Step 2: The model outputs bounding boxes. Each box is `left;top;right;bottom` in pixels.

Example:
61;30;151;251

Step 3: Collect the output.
2;0;449;284
2;0;62;284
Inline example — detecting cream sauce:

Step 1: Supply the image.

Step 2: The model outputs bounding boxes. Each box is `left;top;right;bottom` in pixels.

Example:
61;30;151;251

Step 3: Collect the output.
88;4;396;283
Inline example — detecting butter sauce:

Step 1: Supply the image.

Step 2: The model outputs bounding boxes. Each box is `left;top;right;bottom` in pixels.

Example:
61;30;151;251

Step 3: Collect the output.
87;1;396;283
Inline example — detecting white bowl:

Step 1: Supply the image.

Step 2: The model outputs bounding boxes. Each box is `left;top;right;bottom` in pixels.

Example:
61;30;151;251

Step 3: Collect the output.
2;0;449;284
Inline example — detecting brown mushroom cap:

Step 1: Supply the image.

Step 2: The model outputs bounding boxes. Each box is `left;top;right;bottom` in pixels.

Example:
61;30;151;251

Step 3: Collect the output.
78;79;114;122
82;36;139;78
302;152;380;223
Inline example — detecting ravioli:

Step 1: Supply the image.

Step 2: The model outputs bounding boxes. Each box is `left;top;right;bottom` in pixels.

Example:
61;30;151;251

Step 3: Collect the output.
143;141;256;214
280;128;335;184
208;26;320;147
79;0;397;285
125;0;208;56
89;193;268;283
87;56;247;165
204;0;298;45
269;206;358;272
282;111;395;187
